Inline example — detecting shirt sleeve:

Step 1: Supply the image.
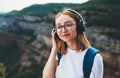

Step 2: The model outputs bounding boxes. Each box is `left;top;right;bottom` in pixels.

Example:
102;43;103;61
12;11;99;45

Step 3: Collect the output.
90;53;104;78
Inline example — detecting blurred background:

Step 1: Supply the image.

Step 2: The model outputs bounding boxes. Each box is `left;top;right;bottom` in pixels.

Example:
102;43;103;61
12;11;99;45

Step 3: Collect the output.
0;0;120;78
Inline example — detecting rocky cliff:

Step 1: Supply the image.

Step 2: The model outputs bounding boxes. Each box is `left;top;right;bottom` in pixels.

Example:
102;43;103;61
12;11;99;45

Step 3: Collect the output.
0;15;120;78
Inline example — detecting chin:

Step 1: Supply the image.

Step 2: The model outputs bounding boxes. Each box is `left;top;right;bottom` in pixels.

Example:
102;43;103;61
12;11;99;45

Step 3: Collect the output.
61;38;71;43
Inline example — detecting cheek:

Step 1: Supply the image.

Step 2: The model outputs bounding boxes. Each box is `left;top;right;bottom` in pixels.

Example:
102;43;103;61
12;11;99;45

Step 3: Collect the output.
71;30;77;37
57;32;61;38
69;26;77;38
72;26;77;34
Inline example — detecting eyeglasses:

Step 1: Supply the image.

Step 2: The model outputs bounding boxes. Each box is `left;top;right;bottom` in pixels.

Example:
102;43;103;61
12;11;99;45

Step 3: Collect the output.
55;22;76;33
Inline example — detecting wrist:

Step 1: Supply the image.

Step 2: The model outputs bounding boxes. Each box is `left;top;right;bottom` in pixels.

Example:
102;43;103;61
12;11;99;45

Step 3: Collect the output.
51;47;58;53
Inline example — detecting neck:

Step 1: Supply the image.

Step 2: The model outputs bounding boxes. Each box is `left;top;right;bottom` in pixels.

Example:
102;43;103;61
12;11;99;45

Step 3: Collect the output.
66;40;80;52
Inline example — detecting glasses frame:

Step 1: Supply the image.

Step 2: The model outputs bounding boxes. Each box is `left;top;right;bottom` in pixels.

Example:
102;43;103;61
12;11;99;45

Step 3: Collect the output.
55;22;76;33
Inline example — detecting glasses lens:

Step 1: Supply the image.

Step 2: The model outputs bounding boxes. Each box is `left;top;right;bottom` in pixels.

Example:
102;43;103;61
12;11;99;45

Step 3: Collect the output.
56;26;62;32
55;22;74;32
65;23;72;30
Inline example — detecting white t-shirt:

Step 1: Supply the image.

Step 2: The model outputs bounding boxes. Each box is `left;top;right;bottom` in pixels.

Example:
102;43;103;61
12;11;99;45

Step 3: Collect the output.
55;48;103;78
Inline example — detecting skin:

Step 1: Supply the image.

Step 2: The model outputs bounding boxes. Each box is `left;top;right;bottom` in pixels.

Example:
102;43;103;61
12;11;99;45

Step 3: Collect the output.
55;14;79;50
42;14;79;78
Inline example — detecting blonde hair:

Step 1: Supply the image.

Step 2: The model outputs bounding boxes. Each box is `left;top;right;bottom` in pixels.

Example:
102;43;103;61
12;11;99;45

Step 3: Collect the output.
54;9;91;54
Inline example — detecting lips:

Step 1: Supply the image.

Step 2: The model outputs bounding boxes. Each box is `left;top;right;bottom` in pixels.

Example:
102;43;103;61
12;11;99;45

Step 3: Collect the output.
62;33;70;37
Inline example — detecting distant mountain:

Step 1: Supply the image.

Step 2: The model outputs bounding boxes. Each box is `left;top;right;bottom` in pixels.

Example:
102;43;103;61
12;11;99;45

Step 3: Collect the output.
7;3;80;16
5;10;19;15
4;0;120;40
6;1;120;28
4;1;120;40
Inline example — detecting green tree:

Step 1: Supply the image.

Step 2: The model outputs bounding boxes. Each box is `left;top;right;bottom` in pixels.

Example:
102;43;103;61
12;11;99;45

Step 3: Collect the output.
0;63;6;78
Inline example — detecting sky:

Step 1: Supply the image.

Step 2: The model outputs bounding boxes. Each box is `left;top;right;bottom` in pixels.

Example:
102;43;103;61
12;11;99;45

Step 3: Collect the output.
0;0;89;13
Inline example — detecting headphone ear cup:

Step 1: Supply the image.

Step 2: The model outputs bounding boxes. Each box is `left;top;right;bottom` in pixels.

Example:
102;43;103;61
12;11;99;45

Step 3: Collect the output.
77;22;85;34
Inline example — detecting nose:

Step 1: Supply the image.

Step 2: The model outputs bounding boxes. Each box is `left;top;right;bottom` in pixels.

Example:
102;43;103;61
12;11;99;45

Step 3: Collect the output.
61;27;67;32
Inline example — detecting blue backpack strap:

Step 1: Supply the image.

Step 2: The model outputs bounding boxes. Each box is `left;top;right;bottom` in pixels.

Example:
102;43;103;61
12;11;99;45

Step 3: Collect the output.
57;52;62;65
83;47;99;78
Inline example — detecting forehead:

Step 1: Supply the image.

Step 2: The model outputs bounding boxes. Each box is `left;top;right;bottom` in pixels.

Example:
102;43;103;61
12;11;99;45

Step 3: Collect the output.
55;14;75;25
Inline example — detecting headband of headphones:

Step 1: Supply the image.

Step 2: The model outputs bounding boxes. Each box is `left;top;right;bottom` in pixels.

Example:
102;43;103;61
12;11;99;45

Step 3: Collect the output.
65;9;86;33
65;9;86;26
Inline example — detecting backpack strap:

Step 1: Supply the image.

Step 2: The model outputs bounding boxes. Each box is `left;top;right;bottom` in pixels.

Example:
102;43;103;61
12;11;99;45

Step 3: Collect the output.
57;52;62;65
83;47;99;78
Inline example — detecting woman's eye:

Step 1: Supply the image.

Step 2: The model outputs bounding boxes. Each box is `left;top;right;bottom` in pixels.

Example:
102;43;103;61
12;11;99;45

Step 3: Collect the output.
57;26;62;29
66;23;72;27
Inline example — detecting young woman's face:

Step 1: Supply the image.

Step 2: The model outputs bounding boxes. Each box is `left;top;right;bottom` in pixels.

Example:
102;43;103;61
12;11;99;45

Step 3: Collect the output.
55;14;77;42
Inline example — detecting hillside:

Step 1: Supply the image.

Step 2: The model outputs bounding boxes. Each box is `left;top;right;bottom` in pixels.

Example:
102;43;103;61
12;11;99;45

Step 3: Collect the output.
7;3;80;16
0;30;17;45
5;0;120;40
6;0;120;28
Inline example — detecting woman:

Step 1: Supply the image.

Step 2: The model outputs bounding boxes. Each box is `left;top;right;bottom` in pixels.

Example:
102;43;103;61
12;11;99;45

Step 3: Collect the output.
42;8;103;78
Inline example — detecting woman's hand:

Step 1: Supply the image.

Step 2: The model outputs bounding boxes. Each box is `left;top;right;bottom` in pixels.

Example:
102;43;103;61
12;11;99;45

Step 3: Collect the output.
51;28;62;52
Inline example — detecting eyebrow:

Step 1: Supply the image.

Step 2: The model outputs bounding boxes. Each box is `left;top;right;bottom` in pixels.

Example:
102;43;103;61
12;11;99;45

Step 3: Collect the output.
56;21;73;26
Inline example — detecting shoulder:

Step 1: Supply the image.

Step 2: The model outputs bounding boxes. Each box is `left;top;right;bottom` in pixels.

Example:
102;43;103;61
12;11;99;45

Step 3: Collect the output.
90;53;104;78
93;53;103;68
91;52;104;77
94;53;103;62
